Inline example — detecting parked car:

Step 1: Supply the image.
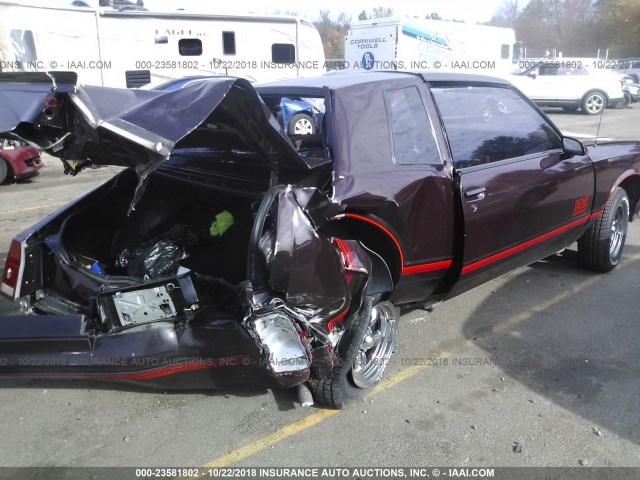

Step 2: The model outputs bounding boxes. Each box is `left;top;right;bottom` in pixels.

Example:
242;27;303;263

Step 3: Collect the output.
615;58;640;84
510;59;625;114
0;138;42;184
148;75;324;135
0;71;639;409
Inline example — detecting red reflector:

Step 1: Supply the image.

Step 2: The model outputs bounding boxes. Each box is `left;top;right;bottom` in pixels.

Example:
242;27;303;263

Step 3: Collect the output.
1;239;22;299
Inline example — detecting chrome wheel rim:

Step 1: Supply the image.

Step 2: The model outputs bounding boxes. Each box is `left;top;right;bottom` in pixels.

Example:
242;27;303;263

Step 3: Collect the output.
293;118;314;135
352;302;397;388
585;94;604;114
609;204;625;261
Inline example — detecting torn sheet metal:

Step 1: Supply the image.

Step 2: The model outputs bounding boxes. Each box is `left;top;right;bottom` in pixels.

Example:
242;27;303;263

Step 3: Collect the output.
259;187;364;323
0;71;311;208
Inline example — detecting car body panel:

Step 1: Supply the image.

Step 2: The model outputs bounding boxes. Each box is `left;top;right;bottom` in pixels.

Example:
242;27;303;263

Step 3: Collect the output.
0;72;312;179
0;144;42;180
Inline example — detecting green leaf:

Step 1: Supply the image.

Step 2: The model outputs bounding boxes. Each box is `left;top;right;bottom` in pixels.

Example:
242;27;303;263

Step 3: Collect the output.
209;210;234;237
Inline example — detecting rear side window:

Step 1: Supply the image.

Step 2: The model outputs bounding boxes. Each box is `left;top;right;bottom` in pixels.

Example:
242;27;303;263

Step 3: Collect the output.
272;44;295;64
178;38;202;56
222;32;236;55
539;65;558;76
384;86;441;165
430;85;563;168
501;44;510;59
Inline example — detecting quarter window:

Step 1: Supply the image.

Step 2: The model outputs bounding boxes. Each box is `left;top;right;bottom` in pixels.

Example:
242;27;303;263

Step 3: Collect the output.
430;85;562;168
384;86;441;165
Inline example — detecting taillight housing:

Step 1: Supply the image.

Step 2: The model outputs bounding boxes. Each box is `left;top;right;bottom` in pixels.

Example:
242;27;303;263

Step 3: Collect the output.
1;238;24;299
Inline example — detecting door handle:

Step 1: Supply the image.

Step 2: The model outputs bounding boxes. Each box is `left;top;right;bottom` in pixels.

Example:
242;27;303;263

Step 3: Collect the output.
464;187;486;199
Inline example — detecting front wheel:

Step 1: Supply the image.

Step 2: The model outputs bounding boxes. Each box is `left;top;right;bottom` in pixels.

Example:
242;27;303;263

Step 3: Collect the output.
309;298;398;409
581;91;606;115
578;187;629;272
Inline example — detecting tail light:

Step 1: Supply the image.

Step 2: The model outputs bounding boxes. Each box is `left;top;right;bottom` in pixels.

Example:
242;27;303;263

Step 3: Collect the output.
1;238;24;299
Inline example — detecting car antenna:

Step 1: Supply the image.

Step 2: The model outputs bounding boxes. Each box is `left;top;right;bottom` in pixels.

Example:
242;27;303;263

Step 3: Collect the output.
593;100;606;147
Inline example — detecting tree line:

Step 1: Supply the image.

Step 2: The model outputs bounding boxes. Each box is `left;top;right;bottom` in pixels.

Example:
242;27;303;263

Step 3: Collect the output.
488;0;640;58
310;1;639;60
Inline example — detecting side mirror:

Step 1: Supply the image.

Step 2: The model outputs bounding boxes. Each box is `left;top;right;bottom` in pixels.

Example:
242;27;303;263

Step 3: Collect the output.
563;137;585;156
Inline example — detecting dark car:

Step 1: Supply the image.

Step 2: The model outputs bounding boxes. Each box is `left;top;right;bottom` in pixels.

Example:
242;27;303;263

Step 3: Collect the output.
0;139;42;184
0;71;638;409
623;76;640;105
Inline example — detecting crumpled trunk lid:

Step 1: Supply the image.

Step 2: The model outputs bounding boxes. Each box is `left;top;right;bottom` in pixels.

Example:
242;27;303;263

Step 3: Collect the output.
0;72;312;205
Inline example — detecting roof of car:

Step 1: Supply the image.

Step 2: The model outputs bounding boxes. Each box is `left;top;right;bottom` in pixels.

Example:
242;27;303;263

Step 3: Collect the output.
255;71;511;92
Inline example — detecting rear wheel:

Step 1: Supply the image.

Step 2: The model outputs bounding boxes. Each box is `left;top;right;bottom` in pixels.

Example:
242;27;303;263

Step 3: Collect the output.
578;187;629;272
581;91;606;115
309;297;398;409
0;159;8;184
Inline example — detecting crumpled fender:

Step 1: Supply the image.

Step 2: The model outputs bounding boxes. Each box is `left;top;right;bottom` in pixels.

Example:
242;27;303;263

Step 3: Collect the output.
259;187;372;329
260;187;347;315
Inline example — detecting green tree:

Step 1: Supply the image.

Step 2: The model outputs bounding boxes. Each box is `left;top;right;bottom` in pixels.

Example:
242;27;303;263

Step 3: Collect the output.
489;0;639;58
594;0;640;57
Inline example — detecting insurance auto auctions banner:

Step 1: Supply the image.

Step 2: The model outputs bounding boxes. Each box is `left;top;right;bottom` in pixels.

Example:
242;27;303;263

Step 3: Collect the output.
1;467;639;479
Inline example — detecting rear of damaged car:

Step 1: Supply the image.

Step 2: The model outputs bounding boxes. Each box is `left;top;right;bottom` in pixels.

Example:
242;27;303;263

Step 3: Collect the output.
0;72;393;408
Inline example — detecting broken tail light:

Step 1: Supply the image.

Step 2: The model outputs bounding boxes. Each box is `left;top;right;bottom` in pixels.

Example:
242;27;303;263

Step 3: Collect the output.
1;238;24;299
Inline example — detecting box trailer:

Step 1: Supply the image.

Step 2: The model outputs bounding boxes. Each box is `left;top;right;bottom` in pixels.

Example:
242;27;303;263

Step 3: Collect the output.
345;18;521;74
0;0;325;87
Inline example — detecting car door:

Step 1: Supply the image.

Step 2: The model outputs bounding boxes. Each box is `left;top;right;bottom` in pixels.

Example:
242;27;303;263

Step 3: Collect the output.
429;82;595;296
531;64;563;100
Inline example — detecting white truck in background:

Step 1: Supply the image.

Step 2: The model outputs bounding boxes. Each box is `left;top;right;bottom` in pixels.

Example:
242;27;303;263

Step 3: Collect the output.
344;18;522;74
0;0;325;88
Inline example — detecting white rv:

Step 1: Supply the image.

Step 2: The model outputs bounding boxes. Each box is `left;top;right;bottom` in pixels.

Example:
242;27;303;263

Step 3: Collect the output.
345;18;522;74
0;0;325;87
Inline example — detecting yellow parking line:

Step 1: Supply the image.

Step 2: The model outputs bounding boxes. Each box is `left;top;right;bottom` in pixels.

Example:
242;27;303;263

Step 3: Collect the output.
203;410;339;468
0;202;67;216
203;252;640;467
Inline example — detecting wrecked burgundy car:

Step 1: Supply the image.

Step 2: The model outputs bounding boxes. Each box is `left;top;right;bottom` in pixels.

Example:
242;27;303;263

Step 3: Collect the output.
0;71;639;409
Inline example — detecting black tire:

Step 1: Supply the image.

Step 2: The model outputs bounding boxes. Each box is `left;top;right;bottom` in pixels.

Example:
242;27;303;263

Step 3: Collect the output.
309;297;398;409
562;106;579;113
288;113;316;135
0;159;8;184
621;92;632;108
580;91;606;115
578;187;629;272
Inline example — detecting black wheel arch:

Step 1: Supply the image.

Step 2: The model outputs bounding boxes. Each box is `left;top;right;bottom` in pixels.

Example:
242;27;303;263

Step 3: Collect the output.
618;175;640;221
0;156;13;183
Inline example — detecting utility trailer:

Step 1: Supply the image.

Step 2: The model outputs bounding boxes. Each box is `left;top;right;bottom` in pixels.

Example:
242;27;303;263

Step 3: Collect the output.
345;17;521;74
0;0;325;87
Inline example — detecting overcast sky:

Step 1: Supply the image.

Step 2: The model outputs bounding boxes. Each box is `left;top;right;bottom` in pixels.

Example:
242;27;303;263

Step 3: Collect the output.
48;0;531;24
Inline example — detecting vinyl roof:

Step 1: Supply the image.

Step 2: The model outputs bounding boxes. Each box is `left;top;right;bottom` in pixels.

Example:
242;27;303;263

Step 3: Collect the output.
256;70;512;92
